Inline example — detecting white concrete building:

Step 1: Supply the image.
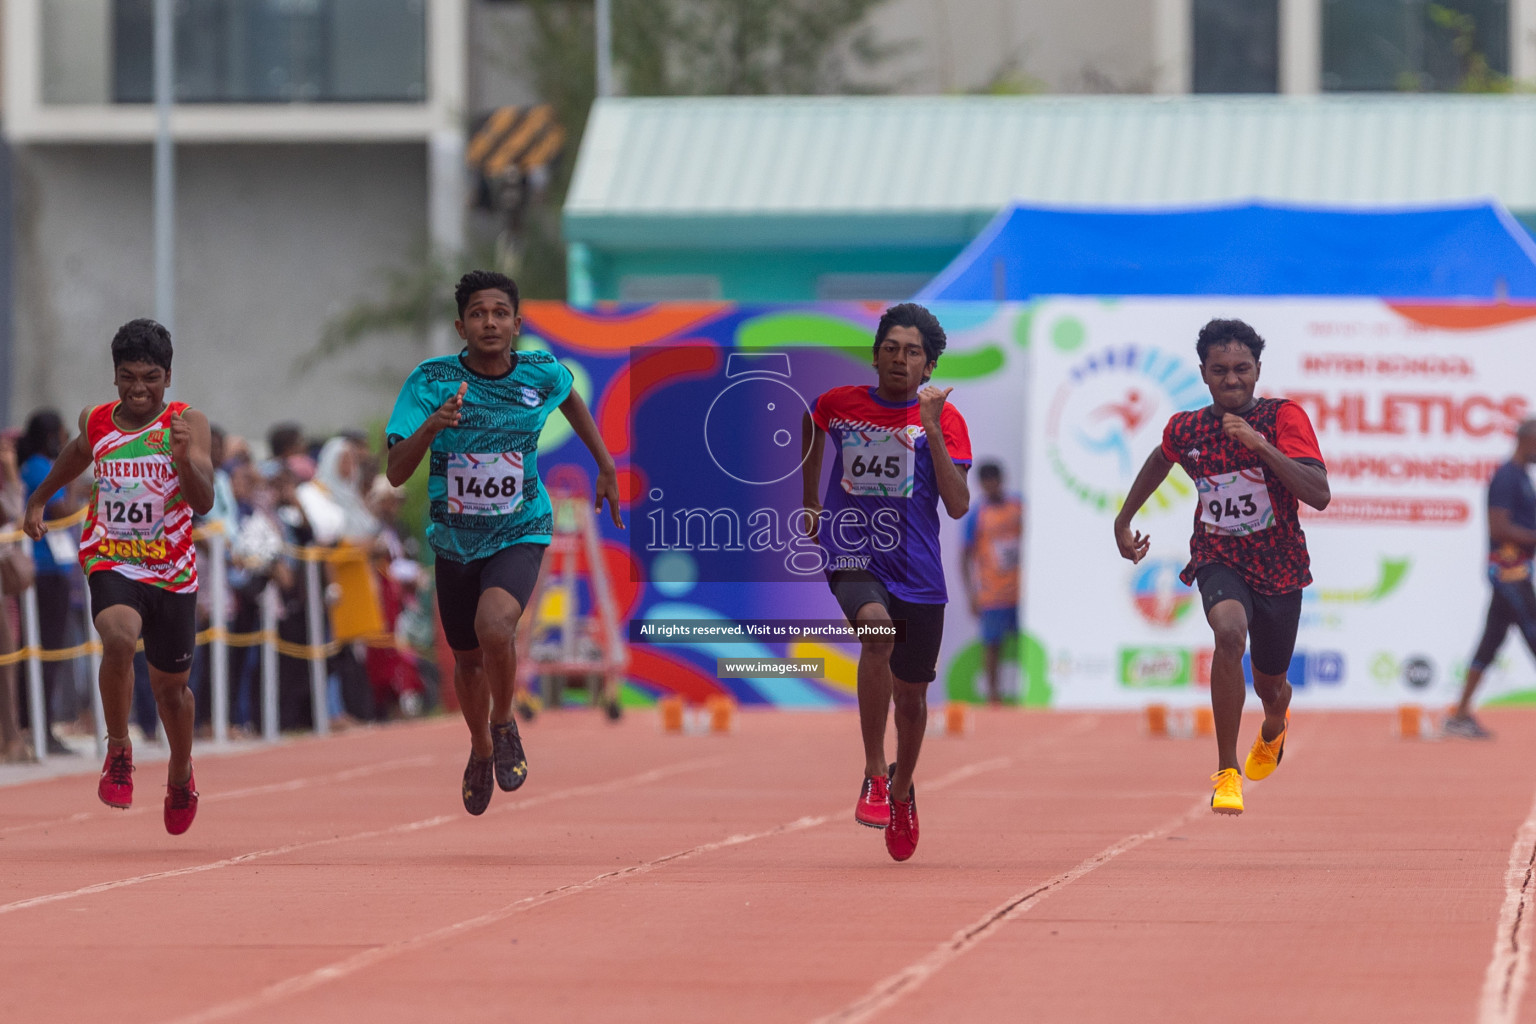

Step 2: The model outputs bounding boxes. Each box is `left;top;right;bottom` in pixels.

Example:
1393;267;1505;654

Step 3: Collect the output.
870;0;1536;96
4;0;469;440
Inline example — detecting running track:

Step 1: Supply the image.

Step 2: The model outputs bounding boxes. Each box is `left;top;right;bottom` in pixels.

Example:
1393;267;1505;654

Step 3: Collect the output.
3;709;1536;1023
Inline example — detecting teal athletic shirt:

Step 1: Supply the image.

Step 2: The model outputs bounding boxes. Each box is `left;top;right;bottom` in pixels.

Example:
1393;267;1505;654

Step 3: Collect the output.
386;351;574;564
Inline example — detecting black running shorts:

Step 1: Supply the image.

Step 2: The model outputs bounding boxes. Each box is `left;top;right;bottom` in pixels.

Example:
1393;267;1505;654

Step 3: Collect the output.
434;543;546;652
1194;563;1303;677
826;570;946;684
87;569;198;674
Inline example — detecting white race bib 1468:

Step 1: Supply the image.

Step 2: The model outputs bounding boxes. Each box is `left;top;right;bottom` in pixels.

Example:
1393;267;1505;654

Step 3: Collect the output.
446;452;524;516
1196;468;1274;536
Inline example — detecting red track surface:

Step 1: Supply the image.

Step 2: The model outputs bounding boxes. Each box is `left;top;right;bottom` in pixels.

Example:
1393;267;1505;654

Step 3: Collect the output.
4;708;1536;1023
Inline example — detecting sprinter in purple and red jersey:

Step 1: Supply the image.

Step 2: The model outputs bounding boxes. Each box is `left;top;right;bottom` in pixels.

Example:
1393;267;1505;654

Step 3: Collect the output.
801;303;972;862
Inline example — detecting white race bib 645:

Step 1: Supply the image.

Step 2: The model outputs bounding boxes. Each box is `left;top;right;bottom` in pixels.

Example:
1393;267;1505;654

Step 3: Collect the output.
840;430;915;497
1197;468;1274;536
446;452;524;516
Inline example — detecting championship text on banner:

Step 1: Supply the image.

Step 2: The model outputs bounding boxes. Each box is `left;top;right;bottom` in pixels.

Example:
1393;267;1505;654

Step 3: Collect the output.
1025;298;1536;710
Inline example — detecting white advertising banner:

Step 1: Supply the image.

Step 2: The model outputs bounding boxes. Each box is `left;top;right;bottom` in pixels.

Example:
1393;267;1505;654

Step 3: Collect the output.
1026;298;1536;709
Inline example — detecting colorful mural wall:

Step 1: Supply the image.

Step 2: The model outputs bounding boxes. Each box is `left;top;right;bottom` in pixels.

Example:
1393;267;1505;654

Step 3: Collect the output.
520;302;1031;709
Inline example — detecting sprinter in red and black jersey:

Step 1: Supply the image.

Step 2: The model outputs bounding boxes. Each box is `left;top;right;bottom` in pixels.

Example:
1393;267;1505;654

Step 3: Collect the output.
1112;319;1329;815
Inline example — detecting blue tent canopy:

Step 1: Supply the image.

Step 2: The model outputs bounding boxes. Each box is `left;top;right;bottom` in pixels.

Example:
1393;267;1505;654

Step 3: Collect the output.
915;200;1536;301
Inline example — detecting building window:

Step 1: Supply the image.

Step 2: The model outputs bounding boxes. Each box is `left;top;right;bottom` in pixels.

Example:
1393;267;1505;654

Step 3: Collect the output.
1323;0;1509;91
1192;0;1280;93
43;0;426;105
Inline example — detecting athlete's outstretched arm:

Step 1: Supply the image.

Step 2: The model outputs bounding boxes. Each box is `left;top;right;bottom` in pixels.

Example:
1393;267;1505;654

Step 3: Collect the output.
21;406;93;541
170;407;216;515
385;382;465;487
919;386;969;519
1221;414;1330;510
558;390;624;529
1112;447;1174;564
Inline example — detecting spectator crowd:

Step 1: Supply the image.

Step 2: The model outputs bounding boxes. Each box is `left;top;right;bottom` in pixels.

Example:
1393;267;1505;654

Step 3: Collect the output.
0;411;439;762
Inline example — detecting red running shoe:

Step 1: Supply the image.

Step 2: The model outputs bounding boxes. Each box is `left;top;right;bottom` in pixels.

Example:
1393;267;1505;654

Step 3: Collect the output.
885;783;919;862
98;745;135;809
855;773;890;828
164;766;199;836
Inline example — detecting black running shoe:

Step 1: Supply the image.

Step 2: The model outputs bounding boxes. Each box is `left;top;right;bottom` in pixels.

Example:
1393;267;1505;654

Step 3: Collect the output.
491;720;528;792
462;751;494;815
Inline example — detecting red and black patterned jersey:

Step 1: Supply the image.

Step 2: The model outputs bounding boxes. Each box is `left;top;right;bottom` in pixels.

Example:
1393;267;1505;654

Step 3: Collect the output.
1159;398;1324;596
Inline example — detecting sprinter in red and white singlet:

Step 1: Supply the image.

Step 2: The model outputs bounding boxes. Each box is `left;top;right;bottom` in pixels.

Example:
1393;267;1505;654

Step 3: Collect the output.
24;319;215;835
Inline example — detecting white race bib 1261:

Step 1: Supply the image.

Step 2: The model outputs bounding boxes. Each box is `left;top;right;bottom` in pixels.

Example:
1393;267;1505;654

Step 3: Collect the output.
97;480;167;540
446;452;524;516
840;430;915;497
1197;468;1274;536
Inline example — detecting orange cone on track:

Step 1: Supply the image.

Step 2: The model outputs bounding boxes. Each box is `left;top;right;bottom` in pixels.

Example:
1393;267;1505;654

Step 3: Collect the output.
945;702;969;736
706;695;735;734
1194;706;1215;737
659;696;684;734
1145;704;1169;736
1396;704;1438;739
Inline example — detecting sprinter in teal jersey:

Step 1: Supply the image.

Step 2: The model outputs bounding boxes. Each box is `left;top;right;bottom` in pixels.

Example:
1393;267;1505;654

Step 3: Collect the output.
386;270;623;815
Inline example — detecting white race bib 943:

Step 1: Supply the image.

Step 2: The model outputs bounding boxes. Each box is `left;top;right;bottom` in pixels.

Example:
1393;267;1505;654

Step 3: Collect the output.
840;430;915;497
1197;468;1275;536
446;452;524;516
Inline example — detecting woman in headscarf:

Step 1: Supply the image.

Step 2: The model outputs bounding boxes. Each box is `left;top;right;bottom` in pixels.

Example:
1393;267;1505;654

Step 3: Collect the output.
296;436;377;546
294;435;379;724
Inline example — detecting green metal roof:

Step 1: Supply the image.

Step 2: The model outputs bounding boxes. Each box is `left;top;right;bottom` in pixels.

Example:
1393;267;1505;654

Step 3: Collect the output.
565;95;1536;248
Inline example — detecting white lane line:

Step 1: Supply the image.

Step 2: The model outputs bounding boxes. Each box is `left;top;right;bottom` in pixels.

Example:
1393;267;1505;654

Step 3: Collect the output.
150;721;1103;1023
160;812;837;1024
0;754;440;837
156;747;1050;1024
1479;785;1536;1024
810;795;1213;1024
0;758;721;916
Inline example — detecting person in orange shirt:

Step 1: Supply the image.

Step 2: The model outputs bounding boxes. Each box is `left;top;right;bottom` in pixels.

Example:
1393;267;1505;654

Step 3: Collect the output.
961;462;1023;704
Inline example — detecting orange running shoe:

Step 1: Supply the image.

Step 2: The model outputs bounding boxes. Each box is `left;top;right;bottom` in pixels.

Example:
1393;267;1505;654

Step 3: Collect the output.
1244;712;1289;780
1210;768;1243;815
164;765;199;835
98;745;134;809
855;774;890;828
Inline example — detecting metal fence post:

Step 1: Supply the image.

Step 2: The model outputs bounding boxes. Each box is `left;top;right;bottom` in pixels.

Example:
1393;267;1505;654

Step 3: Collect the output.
209;527;229;744
87;614;105;759
260;581;278;743
20;583;45;764
303;556;329;736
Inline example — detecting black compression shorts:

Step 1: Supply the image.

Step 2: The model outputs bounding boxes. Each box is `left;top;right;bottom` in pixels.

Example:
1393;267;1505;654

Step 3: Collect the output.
434;544;546;652
1194;563;1302;678
826;570;945;684
87;569;198;674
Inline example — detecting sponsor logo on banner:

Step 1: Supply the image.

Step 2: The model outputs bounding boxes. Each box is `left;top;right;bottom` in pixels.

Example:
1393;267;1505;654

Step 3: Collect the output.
1130;558;1196;627
1402;655;1435;689
1046;345;1208;513
1290;649;1346;687
1118;646;1191;687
